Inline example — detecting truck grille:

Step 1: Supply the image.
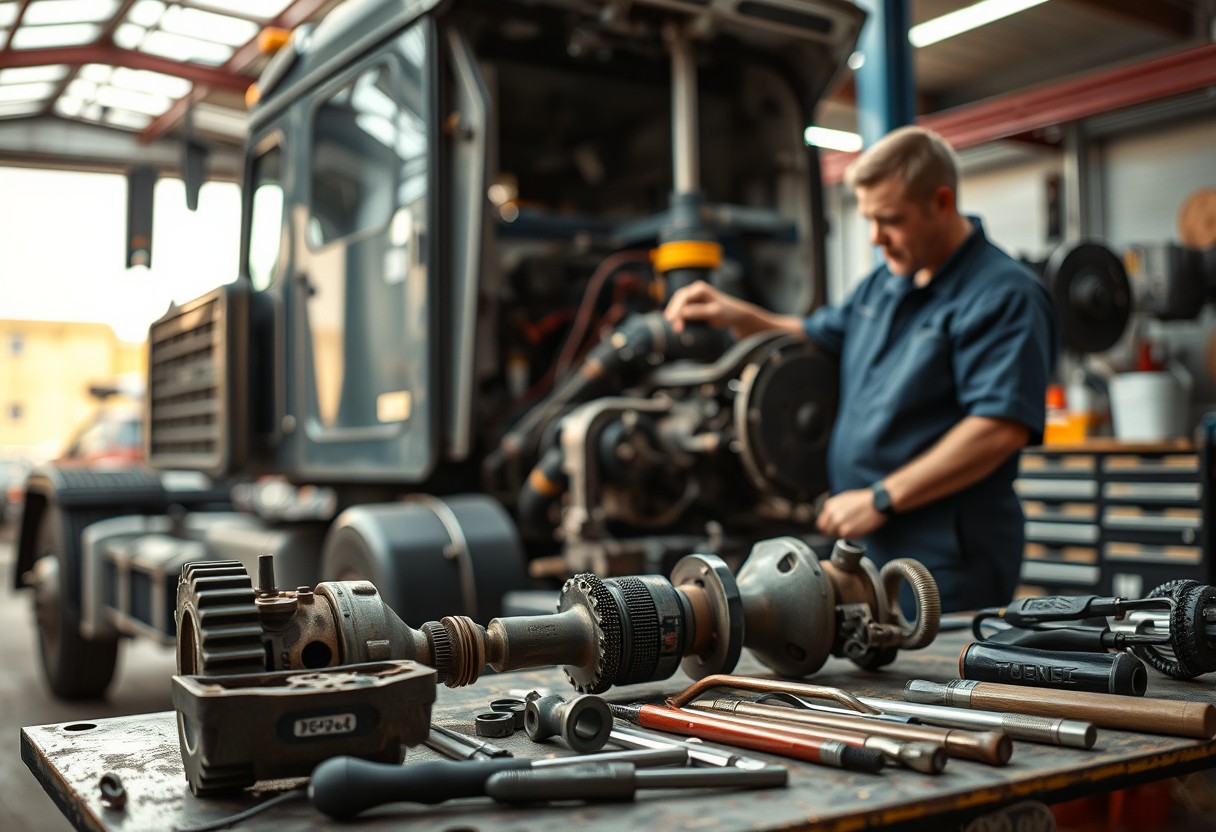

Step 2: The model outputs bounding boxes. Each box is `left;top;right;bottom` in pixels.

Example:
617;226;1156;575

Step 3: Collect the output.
147;284;247;476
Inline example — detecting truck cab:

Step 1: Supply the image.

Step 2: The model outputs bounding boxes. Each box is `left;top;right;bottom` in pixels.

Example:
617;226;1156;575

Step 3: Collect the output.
15;0;863;698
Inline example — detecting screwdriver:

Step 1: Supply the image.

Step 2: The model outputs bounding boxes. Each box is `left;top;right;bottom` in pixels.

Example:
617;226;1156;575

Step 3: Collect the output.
310;747;688;819
485;760;787;803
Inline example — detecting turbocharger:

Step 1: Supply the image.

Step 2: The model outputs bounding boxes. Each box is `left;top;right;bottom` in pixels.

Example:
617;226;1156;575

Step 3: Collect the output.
176;536;940;693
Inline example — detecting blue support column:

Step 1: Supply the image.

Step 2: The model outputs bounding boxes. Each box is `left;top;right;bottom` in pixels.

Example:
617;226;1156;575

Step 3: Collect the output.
853;0;915;146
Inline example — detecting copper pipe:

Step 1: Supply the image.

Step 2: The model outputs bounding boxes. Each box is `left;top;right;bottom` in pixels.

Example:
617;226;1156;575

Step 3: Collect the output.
666;674;879;714
682;705;946;775
695;698;1010;766
609;703;884;773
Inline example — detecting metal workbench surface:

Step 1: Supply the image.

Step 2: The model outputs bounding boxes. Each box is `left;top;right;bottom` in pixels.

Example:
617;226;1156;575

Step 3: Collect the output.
21;626;1216;832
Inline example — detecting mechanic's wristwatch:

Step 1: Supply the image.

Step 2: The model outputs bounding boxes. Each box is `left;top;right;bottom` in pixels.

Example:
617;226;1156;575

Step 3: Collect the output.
871;481;896;516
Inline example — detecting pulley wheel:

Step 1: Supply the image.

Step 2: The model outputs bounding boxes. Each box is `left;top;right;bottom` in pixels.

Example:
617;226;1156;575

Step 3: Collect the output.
734;339;838;501
1044;242;1131;354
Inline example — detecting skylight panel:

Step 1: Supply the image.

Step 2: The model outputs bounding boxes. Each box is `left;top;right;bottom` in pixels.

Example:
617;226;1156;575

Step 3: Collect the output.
79;63;113;83
0;81;55;102
66;77;98;99
111;66;191;98
24;0;119;26
189;0;291;19
0;64;69;85
105;108;152;130
140;30;233;65
0;4;17;27
160;6;259;48
95;83;171;116
55;95;84;116
127;0;164;28
0;101;44;118
10;22;101;49
114;22;145;50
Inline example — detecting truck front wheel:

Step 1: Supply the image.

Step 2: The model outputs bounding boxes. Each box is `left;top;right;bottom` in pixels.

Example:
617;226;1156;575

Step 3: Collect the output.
31;505;119;699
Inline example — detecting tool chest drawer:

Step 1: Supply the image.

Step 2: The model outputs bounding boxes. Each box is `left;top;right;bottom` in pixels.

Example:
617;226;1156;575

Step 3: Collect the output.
1014;419;1214;597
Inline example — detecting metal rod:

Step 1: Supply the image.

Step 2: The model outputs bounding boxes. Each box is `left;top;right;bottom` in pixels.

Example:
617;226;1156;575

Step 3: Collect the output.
856;696;1096;749
666;674;879;713
665;22;699;193
695;698;1005;767
609;725;768;769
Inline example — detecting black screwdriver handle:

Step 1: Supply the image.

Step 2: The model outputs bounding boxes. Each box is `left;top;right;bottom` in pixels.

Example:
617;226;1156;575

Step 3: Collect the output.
309;756;529;819
487;762;638;803
988;626;1111;652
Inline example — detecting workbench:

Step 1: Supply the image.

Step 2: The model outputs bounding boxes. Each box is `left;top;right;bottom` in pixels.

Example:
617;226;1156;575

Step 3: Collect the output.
21;625;1216;832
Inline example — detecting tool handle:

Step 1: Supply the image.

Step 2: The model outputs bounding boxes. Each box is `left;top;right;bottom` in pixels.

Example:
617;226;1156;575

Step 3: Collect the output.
487;763;638;803
961;642;1148;696
987;626;1112;652
310;756;527;819
969;682;1216;739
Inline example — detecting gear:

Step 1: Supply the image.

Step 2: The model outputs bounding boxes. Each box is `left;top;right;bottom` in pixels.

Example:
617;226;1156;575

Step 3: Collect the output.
559;574;622;694
422;620;454;683
175;561;266;676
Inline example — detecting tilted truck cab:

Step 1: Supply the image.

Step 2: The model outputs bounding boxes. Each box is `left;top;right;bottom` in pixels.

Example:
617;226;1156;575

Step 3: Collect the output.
15;0;863;698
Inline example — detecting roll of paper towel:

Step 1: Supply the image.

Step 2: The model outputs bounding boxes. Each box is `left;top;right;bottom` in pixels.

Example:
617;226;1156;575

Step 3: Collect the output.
1109;371;1187;441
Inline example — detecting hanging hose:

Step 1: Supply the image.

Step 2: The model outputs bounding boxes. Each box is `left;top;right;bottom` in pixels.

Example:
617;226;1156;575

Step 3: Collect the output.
881;559;940;650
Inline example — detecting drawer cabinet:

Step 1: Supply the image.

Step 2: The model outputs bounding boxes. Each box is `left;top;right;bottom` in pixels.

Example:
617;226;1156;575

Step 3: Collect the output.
1015;416;1213;598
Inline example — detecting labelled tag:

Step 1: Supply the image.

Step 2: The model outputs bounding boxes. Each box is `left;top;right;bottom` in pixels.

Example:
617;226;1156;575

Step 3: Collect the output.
292;712;357;738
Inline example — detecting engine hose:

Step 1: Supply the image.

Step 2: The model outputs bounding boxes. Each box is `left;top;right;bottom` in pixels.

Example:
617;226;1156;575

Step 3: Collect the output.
516;447;567;536
880;559;940;650
1132;579;1193;679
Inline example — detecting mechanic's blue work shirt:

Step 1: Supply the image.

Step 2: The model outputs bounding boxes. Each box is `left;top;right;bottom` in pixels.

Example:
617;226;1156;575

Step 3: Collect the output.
804;218;1058;612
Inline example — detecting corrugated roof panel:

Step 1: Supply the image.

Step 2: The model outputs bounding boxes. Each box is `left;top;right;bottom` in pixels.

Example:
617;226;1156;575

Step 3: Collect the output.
0;100;45;117
0;81;56;101
95;83;171;115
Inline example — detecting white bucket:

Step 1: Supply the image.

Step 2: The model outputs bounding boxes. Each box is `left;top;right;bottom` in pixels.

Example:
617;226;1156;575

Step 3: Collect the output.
1109;371;1187;441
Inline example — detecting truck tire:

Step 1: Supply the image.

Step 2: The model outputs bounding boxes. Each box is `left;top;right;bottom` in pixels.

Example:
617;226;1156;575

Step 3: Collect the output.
31;504;119;699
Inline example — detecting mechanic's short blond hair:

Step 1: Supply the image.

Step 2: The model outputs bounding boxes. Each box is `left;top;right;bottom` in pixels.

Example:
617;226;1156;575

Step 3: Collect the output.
845;126;960;203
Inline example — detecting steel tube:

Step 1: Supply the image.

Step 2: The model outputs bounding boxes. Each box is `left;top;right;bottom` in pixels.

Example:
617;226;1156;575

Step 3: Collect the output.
856;696;1096;749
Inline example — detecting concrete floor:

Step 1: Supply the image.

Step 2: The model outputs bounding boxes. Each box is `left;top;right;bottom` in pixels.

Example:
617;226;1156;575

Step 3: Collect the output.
0;529;178;831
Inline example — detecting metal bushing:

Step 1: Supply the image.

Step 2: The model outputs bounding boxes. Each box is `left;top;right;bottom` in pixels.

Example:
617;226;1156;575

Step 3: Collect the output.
524;693;612;753
475;711;516;738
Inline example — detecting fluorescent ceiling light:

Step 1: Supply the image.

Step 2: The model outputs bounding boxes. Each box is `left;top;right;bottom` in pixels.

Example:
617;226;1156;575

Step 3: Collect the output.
0;4;18;27
804;126;863;153
55;95;85;116
11;22;101;48
910;0;1051;48
66;77;98;99
0;64;69;84
24;0;118;26
105;108;152;130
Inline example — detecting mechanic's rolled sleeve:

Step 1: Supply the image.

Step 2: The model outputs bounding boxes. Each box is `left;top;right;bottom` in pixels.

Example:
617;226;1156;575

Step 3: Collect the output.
952;279;1057;445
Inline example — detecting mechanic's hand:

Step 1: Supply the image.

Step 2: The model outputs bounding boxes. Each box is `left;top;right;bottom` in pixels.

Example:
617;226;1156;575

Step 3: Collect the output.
664;280;772;339
816;488;888;539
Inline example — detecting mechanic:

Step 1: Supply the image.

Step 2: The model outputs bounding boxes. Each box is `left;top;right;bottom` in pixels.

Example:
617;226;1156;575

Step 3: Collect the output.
664;126;1058;612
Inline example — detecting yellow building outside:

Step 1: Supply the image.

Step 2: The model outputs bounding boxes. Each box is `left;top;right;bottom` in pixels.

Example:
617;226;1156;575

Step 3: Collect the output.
0;320;145;461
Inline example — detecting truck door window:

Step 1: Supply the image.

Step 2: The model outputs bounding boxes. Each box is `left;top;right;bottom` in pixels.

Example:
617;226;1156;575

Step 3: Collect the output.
247;144;283;291
302;44;429;432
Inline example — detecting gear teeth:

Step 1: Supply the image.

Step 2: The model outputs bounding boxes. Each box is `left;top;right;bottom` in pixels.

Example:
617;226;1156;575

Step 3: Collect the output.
560;574;621;694
422;621;453;683
177;560;266;676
